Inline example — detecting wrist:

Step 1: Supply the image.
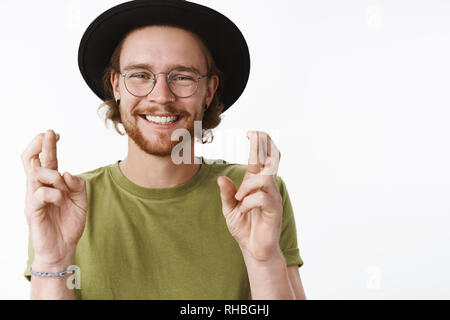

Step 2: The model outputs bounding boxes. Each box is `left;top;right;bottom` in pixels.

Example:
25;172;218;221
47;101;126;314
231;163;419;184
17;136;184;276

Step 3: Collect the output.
240;246;286;268
242;249;293;300
32;255;75;273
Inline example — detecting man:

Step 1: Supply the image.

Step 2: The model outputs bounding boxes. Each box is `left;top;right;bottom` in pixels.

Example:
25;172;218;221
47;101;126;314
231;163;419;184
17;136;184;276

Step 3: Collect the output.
22;0;306;299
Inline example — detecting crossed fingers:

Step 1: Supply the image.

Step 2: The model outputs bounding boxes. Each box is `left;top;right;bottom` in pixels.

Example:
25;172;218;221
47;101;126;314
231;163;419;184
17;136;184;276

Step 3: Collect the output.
247;131;281;176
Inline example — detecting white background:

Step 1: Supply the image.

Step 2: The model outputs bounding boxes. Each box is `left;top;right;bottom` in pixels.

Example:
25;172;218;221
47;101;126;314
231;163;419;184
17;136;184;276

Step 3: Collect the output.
1;0;449;299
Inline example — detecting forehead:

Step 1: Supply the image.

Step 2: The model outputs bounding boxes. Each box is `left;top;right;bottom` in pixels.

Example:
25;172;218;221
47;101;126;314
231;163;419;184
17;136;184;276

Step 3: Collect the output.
120;25;207;73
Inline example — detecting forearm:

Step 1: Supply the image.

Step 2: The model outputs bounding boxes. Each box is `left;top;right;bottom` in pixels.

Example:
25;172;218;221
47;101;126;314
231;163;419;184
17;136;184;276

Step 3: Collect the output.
30;259;76;300
242;249;295;300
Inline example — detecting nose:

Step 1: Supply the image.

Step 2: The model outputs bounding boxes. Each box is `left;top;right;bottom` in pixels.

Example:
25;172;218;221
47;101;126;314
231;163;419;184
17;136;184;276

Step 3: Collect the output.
146;72;176;104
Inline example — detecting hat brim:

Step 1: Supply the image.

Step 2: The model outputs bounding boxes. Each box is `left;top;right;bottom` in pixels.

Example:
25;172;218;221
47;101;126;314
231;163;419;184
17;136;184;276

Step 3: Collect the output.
78;0;250;113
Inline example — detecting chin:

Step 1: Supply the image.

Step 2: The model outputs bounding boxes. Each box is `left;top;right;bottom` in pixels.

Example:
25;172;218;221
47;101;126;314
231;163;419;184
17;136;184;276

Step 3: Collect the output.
122;114;195;157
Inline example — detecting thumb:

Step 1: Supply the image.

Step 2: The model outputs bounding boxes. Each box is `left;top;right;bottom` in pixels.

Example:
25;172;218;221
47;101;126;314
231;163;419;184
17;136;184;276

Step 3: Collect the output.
217;176;238;214
63;172;85;194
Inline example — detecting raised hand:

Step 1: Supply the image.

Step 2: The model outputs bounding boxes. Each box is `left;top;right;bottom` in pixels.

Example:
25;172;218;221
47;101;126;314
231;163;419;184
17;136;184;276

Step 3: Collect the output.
217;131;283;262
21;130;88;271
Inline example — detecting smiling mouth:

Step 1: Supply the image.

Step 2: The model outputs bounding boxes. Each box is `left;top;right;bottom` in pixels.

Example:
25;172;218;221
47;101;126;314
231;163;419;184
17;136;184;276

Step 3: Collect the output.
139;114;183;129
138;114;182;125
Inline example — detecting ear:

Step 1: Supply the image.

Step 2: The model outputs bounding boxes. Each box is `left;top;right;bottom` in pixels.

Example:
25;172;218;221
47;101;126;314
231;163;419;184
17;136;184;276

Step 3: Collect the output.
205;74;219;107
110;71;121;101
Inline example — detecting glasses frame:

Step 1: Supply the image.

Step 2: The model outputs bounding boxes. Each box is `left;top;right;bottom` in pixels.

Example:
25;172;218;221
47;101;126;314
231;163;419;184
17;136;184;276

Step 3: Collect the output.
119;67;210;98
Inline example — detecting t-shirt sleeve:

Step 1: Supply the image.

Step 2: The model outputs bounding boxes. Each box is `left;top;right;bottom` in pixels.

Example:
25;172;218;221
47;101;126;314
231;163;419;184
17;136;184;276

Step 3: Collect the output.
276;176;304;268
24;233;34;282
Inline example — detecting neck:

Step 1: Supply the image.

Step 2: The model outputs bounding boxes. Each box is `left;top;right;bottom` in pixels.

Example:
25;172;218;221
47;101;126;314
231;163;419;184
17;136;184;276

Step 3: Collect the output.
119;137;202;189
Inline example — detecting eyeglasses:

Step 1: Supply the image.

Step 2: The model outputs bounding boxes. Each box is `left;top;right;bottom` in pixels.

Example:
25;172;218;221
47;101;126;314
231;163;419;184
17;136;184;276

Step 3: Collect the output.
119;67;209;98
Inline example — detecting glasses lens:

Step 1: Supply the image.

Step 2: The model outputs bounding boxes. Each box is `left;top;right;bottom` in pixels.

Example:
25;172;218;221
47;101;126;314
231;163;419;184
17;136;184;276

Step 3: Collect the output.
124;68;200;97
168;69;199;97
125;69;155;97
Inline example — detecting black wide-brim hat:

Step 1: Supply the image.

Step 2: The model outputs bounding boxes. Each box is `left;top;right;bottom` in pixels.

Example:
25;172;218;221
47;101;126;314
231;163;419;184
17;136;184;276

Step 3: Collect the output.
78;0;250;113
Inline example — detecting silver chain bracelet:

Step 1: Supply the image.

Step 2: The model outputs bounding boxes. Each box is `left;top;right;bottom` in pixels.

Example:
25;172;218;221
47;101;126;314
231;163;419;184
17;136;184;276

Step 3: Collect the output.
29;265;77;277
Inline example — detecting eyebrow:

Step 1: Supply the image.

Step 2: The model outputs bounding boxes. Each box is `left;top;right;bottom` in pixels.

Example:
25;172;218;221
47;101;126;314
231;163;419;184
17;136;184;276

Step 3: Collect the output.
122;63;204;75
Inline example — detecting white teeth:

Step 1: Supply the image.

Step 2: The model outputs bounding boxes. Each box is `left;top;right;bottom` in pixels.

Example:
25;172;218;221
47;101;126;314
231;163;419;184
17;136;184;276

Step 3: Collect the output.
145;115;179;124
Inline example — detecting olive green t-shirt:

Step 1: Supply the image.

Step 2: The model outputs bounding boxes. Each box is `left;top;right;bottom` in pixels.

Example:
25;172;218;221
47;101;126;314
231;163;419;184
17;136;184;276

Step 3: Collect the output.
24;157;303;299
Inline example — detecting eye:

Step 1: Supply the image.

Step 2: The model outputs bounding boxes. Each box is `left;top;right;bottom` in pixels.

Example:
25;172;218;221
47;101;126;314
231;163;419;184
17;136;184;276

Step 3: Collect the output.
176;75;193;81
170;73;196;82
130;73;152;79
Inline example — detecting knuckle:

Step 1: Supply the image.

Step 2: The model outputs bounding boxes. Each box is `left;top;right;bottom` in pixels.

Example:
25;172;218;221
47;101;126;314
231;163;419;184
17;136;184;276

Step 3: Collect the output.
35;187;47;199
54;189;64;200
21;153;31;167
261;174;272;184
39;153;49;161
55;171;64;183
29;166;39;179
41;158;57;167
257;192;265;202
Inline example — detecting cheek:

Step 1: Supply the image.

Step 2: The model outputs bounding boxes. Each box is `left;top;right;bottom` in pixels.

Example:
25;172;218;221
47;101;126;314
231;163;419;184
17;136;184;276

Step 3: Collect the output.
119;104;136;119
184;99;205;116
